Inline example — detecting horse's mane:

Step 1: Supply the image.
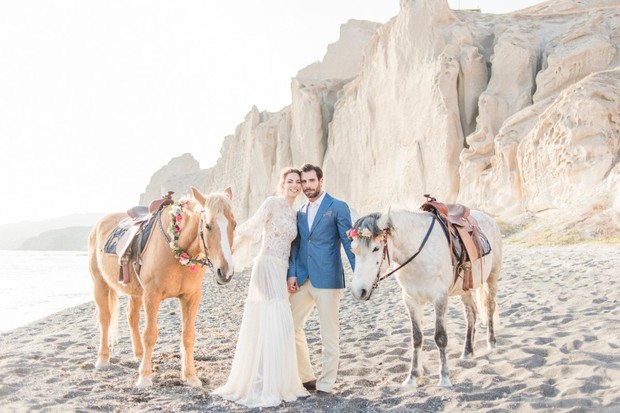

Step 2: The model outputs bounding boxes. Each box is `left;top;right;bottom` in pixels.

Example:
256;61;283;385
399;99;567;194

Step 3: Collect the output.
180;192;232;217
204;193;232;215
352;212;382;246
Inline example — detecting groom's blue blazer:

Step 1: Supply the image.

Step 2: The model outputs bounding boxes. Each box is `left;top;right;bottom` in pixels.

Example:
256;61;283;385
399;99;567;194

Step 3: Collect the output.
287;192;355;289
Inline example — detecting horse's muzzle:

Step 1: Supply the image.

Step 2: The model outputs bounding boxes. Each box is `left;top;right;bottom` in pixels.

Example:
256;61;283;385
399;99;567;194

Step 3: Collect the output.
360;288;373;301
215;268;234;285
353;287;373;301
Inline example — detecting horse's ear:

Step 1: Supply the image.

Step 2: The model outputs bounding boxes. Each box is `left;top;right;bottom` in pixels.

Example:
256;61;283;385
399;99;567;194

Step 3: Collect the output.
191;187;206;205
224;186;233;200
377;206;392;230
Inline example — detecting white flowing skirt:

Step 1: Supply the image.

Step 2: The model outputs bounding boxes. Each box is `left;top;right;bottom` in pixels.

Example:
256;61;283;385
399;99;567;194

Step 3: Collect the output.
214;254;309;408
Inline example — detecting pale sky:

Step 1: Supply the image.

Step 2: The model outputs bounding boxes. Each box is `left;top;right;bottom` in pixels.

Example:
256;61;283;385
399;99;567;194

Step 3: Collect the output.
0;0;544;226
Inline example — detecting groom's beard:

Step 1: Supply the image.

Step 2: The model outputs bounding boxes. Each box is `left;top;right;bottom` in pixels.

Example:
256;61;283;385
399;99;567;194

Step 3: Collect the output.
303;186;321;199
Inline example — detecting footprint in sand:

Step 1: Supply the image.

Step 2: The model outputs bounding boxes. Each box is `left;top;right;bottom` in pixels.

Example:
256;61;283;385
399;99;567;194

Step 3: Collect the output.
560;339;583;353
455;359;477;369
522;348;549;358
10;367;31;377
384;348;407;356
539;383;560;397
516;354;546;369
534;337;553;345
385;364;407;374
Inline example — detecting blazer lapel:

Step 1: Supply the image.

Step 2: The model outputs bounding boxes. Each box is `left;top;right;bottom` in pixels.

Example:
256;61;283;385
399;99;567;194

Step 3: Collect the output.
299;204;310;235
309;194;333;236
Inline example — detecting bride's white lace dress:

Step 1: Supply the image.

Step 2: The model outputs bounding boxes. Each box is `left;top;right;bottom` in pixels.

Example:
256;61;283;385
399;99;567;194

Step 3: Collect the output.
214;196;309;408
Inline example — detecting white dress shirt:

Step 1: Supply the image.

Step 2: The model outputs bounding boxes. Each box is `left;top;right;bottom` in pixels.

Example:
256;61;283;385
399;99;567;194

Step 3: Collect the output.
306;191;326;230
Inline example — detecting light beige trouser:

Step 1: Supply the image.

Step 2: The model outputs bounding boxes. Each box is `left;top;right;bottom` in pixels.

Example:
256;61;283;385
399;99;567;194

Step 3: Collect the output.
289;280;342;393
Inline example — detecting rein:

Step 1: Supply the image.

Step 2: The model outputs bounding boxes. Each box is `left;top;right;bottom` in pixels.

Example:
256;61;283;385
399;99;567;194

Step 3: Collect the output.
157;203;214;271
372;216;436;290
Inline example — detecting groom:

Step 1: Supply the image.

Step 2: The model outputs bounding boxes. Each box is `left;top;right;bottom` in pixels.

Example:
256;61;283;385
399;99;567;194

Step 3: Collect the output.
287;163;355;395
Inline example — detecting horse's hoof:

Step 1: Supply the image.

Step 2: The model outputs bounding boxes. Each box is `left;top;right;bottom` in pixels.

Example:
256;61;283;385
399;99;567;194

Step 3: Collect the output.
135;375;153;388
184;376;202;387
460;352;472;360
402;377;418;388
94;358;110;369
438;377;452;387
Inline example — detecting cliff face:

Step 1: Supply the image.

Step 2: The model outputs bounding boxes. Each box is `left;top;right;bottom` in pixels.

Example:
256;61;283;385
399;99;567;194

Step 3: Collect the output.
139;153;210;205
144;1;620;242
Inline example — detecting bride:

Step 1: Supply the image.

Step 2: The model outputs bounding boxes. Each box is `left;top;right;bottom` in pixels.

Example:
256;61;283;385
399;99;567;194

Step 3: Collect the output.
214;167;309;408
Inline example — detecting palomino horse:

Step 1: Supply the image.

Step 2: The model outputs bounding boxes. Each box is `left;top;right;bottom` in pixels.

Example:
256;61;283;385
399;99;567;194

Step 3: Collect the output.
88;187;236;387
349;207;502;387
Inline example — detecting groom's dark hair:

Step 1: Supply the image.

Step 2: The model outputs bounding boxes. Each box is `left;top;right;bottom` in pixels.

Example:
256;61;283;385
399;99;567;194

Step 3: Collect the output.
300;163;323;180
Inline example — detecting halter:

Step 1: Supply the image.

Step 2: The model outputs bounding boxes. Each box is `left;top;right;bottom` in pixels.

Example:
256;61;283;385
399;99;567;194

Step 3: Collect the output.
197;212;215;271
371;216;436;291
158;202;214;271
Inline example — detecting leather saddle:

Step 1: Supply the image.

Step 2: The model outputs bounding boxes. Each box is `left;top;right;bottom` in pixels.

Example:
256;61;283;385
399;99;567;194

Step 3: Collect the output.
420;194;485;291
114;191;175;285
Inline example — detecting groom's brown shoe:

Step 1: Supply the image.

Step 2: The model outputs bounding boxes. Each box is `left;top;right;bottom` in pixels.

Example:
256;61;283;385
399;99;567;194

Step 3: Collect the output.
303;380;316;391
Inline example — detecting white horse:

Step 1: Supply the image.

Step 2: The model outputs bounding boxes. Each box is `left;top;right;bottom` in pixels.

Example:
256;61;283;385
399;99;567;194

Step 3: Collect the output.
349;207;502;387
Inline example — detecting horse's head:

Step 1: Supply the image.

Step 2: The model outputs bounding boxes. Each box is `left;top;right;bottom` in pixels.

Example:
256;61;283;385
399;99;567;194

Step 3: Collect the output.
349;210;393;301
191;186;236;285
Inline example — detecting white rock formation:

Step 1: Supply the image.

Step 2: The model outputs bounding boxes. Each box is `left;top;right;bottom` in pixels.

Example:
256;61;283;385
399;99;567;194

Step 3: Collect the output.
296;19;382;84
145;1;620;242
140;153;210;204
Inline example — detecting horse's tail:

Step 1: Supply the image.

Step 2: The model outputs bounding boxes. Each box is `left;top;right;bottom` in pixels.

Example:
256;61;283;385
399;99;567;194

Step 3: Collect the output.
88;222;120;351
107;288;120;349
90;282;120;349
475;269;500;328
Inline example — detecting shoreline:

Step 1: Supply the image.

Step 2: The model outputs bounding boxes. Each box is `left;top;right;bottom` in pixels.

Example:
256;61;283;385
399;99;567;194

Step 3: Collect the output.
1;244;619;412
0;250;91;333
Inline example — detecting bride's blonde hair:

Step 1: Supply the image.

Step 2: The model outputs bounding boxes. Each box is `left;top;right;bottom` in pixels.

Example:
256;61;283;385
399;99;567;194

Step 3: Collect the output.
278;167;301;193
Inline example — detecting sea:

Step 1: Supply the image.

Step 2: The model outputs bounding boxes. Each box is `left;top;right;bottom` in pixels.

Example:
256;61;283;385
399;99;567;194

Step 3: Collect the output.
0;250;93;333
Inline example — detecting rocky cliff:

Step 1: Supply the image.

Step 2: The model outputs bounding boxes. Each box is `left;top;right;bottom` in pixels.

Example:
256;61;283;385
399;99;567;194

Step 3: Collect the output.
143;1;620;243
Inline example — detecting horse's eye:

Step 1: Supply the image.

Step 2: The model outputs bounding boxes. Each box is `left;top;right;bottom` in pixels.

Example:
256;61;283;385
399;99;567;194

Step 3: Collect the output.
205;224;212;231
372;246;380;253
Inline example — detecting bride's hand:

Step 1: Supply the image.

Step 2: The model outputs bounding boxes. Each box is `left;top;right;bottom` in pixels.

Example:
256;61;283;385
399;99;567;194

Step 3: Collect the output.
287;277;299;293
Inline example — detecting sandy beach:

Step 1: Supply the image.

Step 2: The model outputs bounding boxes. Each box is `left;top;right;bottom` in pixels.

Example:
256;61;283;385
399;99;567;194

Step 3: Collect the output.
1;243;618;412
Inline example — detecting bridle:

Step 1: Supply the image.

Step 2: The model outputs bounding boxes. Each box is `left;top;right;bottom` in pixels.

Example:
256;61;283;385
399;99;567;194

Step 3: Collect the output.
370;216;436;291
157;207;214;271
197;212;215;271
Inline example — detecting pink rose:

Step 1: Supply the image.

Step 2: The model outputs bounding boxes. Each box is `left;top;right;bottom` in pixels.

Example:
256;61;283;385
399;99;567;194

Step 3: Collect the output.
176;214;182;222
179;252;190;265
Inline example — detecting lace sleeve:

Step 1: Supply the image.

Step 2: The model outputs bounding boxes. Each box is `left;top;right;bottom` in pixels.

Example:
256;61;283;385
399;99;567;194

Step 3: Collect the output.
232;197;275;271
233;197;274;251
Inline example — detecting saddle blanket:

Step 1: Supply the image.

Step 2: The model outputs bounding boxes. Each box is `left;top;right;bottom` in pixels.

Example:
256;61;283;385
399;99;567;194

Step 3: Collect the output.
477;228;492;258
103;217;156;256
103;221;131;255
443;224;492;261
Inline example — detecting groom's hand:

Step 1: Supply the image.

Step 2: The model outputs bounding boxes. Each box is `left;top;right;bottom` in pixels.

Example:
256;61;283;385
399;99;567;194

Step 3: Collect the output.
287;277;299;293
